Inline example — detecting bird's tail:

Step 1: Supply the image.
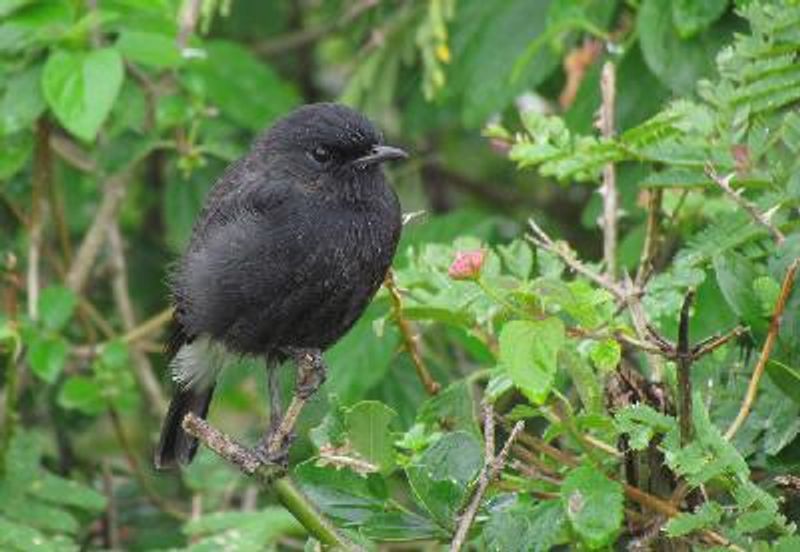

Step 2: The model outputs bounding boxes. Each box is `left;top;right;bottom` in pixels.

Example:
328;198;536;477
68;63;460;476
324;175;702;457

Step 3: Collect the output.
154;385;215;470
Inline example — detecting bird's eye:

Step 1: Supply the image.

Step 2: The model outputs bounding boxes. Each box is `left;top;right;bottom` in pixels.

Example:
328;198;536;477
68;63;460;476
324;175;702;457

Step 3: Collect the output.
309;146;332;164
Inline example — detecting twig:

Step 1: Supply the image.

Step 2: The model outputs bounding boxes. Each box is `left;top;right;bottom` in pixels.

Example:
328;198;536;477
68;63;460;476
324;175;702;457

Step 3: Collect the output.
108;224;168;415
598;62;618;280
177;0;202;50
725;258;799;440
705;163;784;245
182;413;358;550
254;0;379;56
527;218;626;299
691;325;747;360
450;403;523;552
121;307;174;344
677;290;695;445
635;189;662;288
100;460;119;550
384;269;440;395
28;119;51;320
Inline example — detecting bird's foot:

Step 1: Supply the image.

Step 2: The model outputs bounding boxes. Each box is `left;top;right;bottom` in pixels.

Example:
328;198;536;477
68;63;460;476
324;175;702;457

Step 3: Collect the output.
253;428;295;469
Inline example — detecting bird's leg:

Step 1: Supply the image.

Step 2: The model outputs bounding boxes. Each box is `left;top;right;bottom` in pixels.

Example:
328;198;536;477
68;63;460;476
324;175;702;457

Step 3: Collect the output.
254;348;327;467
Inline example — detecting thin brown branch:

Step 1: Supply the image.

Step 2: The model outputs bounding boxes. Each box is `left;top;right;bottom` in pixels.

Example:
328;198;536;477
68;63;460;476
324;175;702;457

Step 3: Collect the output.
599;62;618;280
677;290;695;445
100;460;119;550
725;258;799;440
121;307;174;344
691;325;747;360
705;163;784;245
527;218;626;299
50;132;96;172
635;189;662;288
451;404;523;552
66;165;135;294
384;269;440;395
108;223;167;415
28;119;52;321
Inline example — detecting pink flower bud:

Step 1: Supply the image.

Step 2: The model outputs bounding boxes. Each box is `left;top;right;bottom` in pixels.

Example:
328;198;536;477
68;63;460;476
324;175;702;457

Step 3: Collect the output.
448;249;486;280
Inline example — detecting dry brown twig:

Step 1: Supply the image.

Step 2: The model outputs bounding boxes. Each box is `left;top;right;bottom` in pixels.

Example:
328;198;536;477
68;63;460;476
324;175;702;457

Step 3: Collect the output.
384;269;441;395
705;163;785;245
725;258;799;440
450;403;524;552
598;61;618;280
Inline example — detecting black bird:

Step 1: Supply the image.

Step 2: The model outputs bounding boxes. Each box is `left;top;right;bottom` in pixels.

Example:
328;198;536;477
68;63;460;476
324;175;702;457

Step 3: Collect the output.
154;103;407;469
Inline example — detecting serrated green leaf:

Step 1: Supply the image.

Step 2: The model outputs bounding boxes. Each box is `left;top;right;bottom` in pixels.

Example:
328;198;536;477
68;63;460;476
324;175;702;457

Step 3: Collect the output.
417;380;479;436
57;376;105;415
42;48;124;142
28;473;105;512
713;251;764;330
499;318;565;405
665;501;723;537
589;339;621;373
561;465;623;549
484;495;567;552
360;511;448;541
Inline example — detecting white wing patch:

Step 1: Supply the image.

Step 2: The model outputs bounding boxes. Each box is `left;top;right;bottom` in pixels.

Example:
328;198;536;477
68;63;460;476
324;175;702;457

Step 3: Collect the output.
171;336;229;390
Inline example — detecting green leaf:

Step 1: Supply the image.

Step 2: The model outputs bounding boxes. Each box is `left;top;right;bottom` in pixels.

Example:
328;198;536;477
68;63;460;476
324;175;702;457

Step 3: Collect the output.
360;511;448;541
344;401;397;474
417;380;480;436
41;48;124;142
499;318;565;405
589;338;621;373
185;40;299;131
1;64;45;135
672;0;729;38
713;252;763;330
116;30;181;68
37;286;76;332
639;0;735;94
664;501;723;537
561;465;624;549
26;333;68;383
57;376;105;415
28;472;105;512
184;507;301;549
406;431;483;529
484;495;567;552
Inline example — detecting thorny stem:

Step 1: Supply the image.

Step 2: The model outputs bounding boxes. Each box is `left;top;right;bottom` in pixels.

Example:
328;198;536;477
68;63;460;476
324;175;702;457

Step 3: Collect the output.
725;258;799;440
384;269;441;395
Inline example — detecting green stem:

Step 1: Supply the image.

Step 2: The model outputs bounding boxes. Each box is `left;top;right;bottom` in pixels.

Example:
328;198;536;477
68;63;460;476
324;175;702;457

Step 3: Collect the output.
273;477;358;550
0;343;21;478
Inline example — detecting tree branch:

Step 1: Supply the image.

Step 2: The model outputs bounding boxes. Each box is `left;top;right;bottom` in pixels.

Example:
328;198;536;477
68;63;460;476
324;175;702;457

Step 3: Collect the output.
705;163;784;245
384;269;440;395
677;290;695;445
725;258;799;440
451;403;523;552
599;62;618;280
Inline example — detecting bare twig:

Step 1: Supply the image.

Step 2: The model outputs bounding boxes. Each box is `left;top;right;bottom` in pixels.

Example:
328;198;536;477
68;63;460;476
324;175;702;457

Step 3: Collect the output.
177;0;202;50
691;325;747;360
677;290;695;445
635;189;662;288
28;119;51;321
451;403;523;552
108;224;168;415
121;307;174;345
527;218;626;299
384;269;440;395
182;413;359;550
66;166;135;294
100;461;119;550
725;258;799;440
598;62;618;280
705;163;784;245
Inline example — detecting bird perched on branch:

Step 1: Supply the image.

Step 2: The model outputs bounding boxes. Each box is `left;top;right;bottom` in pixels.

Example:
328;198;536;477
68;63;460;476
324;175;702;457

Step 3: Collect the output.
154;103;407;470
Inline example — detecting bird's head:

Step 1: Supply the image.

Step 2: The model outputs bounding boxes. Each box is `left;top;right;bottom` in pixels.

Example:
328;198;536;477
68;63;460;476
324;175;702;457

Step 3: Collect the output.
257;103;407;199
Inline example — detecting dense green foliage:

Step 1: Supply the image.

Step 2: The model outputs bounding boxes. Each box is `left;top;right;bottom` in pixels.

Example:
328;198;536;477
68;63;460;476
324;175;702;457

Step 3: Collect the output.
2;0;800;550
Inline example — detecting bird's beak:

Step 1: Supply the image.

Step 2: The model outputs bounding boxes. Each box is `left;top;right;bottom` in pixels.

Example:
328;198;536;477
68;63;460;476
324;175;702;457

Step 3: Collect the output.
354;145;409;168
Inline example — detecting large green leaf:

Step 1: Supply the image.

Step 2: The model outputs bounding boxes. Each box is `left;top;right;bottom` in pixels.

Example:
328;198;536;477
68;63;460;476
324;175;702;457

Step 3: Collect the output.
116;30;182;69
638;0;737;94
0;64;45;135
484;495;567;552
41;48;124;142
406;431;483;530
499;318;565;405
561;465;624;549
672;0;729;38
25;332;68;383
